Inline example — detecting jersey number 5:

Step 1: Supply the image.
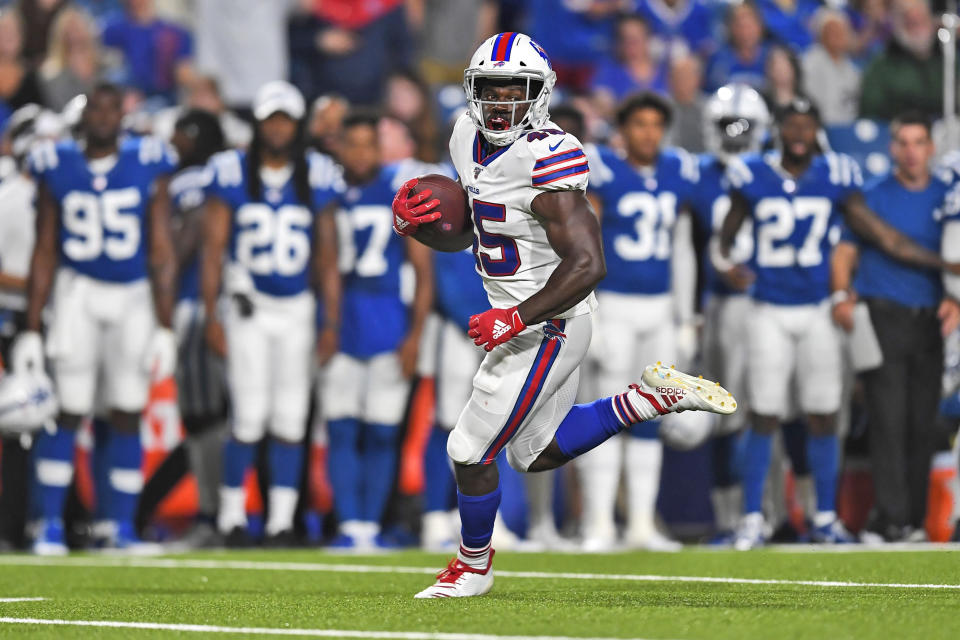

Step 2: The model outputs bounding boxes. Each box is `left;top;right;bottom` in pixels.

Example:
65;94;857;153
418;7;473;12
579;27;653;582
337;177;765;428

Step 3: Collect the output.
472;200;520;277
62;188;142;262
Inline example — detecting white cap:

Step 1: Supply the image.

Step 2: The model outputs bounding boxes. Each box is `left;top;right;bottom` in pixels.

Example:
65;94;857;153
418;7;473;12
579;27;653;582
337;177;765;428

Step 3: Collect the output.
253;81;305;121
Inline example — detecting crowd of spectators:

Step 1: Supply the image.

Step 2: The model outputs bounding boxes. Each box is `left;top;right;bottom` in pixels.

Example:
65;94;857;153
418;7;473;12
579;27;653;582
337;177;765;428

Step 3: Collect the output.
0;0;958;151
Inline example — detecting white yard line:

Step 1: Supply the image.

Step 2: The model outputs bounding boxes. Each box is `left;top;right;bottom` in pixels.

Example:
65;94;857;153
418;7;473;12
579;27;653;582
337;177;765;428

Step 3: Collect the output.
0;618;657;640
0;598;46;603
0;556;958;590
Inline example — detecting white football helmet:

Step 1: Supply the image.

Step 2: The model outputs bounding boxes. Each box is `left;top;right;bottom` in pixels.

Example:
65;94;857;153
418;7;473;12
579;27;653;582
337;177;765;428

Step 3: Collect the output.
0;370;58;435
464;32;557;146
703;83;770;158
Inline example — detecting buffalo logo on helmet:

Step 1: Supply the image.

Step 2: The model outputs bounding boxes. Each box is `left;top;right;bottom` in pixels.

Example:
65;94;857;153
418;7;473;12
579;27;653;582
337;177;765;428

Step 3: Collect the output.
529;39;551;67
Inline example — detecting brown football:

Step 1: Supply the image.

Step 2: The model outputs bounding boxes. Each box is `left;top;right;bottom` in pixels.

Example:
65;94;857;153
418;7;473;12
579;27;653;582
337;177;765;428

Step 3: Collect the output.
409;174;472;252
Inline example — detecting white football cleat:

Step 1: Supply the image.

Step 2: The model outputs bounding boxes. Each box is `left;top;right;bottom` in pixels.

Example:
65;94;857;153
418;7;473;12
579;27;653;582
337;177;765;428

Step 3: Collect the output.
414;552;495;599
632;363;737;416
733;512;766;551
624;527;683;552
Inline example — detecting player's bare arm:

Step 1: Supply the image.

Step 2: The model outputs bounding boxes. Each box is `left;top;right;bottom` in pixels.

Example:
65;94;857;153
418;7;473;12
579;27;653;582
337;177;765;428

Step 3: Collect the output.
400;238;435;377
147;175;176;329
172;199;204;280
200;195;232;357
24;183;59;334
829;241;859;332
314;200;341;365
517;190;606;325
842;191;960;274
715;189;755;291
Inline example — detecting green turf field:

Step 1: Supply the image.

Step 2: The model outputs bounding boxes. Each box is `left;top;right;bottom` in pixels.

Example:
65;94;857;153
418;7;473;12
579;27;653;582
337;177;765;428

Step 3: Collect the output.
0;548;958;639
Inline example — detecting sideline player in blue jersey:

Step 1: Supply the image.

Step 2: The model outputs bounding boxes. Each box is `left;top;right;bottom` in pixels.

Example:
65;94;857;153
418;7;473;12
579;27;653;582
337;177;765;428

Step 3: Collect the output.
322;112;434;550
580;92;707;551
168;109;227;546
717;98;960;549
690;83;769;541
14;83;178;554
201;81;342;546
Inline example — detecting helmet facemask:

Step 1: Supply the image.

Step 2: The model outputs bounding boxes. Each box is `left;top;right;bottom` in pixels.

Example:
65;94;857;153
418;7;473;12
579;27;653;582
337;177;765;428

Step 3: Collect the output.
464;72;551;146
714;116;762;155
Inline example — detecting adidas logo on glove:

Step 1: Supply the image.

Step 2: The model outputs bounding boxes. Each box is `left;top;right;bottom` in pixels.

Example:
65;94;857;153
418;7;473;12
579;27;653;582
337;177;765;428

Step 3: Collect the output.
492;319;511;340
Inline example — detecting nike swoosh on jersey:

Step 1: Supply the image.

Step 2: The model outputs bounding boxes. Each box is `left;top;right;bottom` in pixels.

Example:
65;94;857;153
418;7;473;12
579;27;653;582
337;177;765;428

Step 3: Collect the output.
548;138;565;152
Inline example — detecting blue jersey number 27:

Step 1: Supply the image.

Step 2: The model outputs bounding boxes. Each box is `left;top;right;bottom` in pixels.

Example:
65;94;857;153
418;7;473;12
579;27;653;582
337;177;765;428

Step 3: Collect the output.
472;200;520;277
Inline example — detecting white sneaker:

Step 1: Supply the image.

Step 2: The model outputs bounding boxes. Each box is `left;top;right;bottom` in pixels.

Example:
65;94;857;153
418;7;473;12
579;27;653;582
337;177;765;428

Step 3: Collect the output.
625;527;682;552
421;511;456;552
526;520;576;551
733;512;766;551
632;364;738;416
32;519;68;556
414;551;495;598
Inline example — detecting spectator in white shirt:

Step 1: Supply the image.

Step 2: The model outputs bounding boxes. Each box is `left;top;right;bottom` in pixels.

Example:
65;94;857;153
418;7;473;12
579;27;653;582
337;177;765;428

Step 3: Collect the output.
802;8;861;125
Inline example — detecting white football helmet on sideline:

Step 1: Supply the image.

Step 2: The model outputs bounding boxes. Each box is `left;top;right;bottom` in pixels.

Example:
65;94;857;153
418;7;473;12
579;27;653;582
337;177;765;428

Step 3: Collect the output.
464;32;557;146
703;83;770;158
0;370;58;434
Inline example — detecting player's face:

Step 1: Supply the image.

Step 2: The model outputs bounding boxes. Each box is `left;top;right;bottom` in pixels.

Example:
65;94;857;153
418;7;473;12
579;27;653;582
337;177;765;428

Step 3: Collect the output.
171;126;194;164
258;112;299;157
621;108;665;164
479;82;531;133
891;123;934;181
778;113;818;161
82;90;123;148
340;123;380;182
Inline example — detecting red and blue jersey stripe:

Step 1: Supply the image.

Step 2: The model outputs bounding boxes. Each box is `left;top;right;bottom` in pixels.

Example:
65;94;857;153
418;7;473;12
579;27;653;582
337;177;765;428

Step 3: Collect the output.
481;320;565;464
491;32;519;62
534;149;585;171
532;161;589;187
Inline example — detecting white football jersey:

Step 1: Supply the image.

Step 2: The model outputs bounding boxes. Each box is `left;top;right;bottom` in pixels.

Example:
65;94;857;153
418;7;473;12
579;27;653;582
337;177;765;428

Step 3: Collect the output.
449;113;596;319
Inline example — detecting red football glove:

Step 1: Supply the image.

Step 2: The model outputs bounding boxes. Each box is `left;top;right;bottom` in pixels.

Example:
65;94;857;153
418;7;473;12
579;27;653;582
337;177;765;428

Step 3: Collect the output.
468;306;526;352
392;178;441;237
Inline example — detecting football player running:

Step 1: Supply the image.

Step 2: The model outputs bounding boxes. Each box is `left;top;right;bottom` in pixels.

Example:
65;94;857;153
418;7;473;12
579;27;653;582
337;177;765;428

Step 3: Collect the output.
577;92;704;552
691;84;769;541
17;83;178;553
202;81;341;546
393;32;736;598
717;99;960;549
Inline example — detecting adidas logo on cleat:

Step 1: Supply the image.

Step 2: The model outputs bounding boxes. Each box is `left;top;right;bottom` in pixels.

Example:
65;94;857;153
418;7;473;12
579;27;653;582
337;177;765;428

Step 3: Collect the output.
492;319;511;340
657;387;685;396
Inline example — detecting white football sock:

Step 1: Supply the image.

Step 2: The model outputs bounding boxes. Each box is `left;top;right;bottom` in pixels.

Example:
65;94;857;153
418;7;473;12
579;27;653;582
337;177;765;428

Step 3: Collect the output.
624;437;663;543
218;486;246;533
523;470;555;534
623;388;668;422
711;485;743;533
457;541;491;570
577;436;621;545
266;486;299;536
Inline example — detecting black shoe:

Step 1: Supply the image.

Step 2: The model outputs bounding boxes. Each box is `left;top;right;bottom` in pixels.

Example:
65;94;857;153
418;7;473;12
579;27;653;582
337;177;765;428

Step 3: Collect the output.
264;530;298;549
951;523;960;542
224;526;254;548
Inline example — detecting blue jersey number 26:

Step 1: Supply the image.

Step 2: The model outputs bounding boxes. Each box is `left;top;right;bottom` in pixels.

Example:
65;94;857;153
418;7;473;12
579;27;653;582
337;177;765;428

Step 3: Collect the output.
472;200;520;277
